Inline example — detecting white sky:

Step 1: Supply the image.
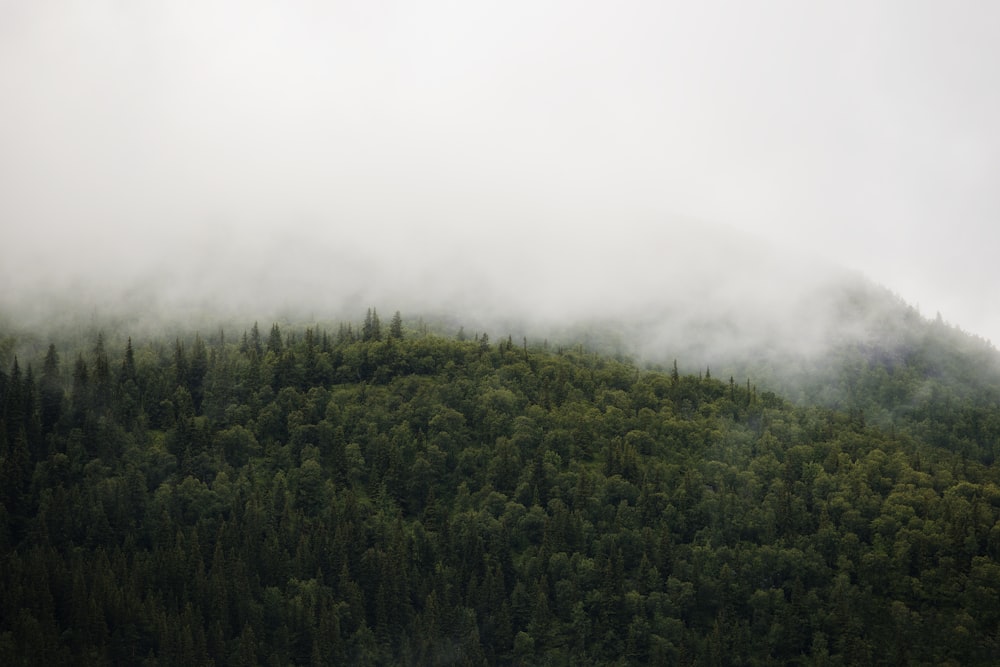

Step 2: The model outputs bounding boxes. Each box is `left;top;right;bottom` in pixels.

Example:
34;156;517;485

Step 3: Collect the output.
2;1;999;343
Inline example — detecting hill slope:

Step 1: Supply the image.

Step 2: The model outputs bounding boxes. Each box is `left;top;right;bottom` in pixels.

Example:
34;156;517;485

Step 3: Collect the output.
2;315;1000;665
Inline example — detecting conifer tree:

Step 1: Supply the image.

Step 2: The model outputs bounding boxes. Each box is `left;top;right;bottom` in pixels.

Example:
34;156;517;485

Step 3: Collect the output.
188;334;208;411
362;308;382;342
337;323;355;345
173;339;189;389
250;322;263;356
40;344;62;433
120;338;136;384
3;358;23;441
70;353;90;425
389;311;404;340
20;365;42;462
92;334;112;414
268;323;284;354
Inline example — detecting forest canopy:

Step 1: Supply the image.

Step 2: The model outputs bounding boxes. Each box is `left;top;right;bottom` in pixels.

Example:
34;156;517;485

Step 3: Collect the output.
1;310;1000;665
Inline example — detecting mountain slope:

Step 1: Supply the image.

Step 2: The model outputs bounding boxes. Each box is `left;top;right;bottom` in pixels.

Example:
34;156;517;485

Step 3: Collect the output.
725;277;1000;464
2;315;1000;664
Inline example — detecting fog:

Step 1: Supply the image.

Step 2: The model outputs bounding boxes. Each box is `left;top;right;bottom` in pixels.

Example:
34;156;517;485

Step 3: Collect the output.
2;1;999;355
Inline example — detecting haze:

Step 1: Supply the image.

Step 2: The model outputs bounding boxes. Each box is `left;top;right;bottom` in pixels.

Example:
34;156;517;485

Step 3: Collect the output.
2;1;999;348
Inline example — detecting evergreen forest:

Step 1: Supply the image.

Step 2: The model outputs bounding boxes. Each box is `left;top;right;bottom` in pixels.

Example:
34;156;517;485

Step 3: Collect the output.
2;307;1000;666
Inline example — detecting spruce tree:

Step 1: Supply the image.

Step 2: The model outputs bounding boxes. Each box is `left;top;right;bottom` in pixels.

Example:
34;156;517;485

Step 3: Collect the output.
389;311;404;340
93;334;112;414
120;338;136;384
250;322;263;356
267;323;283;354
40;344;63;434
71;353;90;425
3;358;23;440
188;334;208;411
363;308;382;342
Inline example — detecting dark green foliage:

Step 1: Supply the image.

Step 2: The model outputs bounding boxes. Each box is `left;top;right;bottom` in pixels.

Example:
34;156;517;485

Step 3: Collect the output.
362;308;382;342
267;323;283;355
389;311;404;341
1;311;1000;665
40;344;63;434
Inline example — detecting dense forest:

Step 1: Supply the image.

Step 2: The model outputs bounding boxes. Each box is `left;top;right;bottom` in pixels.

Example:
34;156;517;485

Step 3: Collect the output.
2;308;1000;665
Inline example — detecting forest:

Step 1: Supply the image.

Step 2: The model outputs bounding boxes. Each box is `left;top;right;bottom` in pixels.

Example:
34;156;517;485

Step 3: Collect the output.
2;307;1000;665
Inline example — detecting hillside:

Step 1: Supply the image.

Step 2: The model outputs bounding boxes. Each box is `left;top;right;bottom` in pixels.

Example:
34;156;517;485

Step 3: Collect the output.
725;278;1000;465
2;311;1000;665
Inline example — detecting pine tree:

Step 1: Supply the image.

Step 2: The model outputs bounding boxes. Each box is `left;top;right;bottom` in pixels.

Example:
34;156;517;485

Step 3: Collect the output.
250;322;263;356
70;353;90;425
267;323;283;355
4;358;24;441
117;338;141;429
40;344;63;434
21;365;42;463
173;339;189;389
337;323;356;345
93;333;112;414
120;338;136;384
188;334;208;411
389;311;404;340
362;308;382;342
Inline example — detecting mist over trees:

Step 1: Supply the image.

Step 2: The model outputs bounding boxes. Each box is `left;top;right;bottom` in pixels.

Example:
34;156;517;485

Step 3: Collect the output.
2;304;1000;665
4;3;998;660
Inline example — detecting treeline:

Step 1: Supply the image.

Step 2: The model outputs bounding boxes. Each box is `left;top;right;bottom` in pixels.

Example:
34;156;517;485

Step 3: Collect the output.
1;312;1000;665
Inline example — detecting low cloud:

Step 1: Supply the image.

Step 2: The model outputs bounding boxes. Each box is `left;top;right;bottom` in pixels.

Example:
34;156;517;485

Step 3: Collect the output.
2;1;998;350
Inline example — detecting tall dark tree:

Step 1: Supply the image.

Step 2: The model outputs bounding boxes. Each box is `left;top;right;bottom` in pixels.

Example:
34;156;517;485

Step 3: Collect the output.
173;339;189;389
3;358;24;441
20;365;42;462
70;353;90;425
120;338;136;385
188;334;208;412
302;328;320;386
116;338;141;429
92;333;112;414
267;323;284;355
39;344;63;435
250;322;263;356
363;308;382;342
389;311;404;340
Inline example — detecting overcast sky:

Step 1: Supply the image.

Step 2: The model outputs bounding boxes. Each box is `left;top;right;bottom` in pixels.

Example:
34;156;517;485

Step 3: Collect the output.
2;1;999;344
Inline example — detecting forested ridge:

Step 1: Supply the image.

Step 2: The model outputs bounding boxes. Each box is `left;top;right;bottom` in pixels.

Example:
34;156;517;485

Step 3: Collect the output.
2;310;1000;665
